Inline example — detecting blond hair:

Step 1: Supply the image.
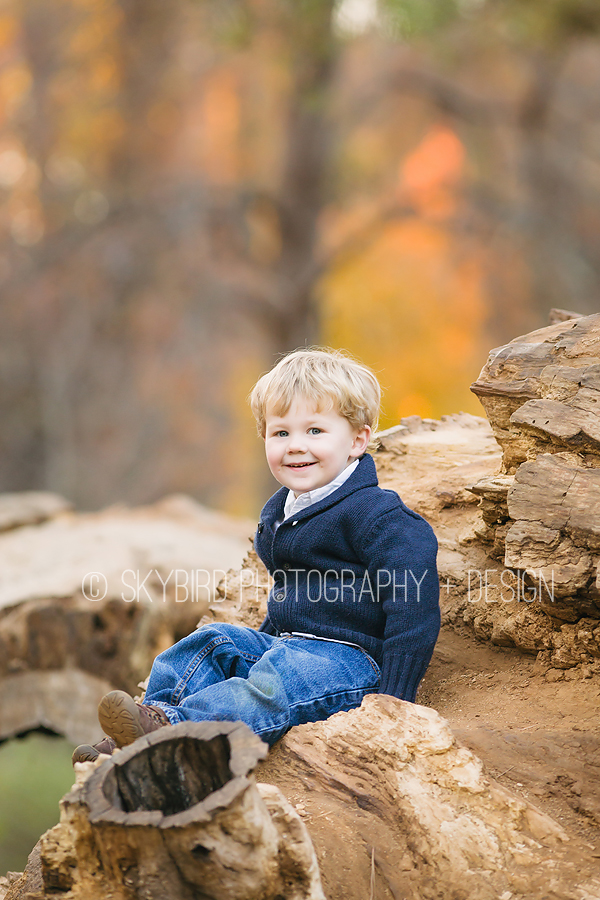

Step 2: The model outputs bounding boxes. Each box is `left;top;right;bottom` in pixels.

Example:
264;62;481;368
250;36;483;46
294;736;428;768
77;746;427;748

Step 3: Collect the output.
249;347;381;438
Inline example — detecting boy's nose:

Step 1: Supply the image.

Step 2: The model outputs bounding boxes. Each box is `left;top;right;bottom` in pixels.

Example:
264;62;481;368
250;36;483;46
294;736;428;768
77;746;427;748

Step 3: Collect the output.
286;434;307;452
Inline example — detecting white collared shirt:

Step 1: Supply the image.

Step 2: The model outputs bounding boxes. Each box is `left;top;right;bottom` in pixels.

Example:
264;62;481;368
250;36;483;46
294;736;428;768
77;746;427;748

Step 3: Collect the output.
274;459;359;530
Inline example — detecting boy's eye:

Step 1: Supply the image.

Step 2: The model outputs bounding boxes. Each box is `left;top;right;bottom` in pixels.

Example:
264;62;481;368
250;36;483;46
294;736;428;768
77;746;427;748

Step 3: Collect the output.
308;427;322;435
274;430;288;438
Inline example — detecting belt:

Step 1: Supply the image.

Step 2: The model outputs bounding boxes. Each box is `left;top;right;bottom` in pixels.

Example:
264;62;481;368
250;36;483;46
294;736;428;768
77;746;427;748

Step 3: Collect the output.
278;631;364;650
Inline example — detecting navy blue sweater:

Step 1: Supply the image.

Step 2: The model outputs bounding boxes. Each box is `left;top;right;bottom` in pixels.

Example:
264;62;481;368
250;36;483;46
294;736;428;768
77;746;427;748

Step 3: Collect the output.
254;453;440;702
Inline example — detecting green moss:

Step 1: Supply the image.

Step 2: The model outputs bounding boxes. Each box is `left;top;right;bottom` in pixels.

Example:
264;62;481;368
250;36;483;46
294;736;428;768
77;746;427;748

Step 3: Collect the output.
0;733;75;876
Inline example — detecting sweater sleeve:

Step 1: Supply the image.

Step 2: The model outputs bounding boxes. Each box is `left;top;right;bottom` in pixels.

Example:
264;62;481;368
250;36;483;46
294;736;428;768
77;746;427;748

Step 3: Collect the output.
357;506;440;702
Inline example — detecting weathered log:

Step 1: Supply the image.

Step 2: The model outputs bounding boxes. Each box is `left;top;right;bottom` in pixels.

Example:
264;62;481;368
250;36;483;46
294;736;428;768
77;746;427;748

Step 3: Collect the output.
0;669;113;747
466;472;513;527
12;721;324;900
0;496;251;741
0;593;195;744
504;453;600;598
257;695;600;900
471;313;600;471
460;314;600;666
198;548;272;633
0;492;72;533
10;698;600;900
0;495;251;612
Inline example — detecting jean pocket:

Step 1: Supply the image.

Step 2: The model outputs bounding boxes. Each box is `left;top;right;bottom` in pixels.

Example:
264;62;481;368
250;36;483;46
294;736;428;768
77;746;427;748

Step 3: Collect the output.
355;646;381;682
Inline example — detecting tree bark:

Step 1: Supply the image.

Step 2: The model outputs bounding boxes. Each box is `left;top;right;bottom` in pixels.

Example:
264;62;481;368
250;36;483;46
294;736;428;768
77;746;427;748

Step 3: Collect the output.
24;721;325;900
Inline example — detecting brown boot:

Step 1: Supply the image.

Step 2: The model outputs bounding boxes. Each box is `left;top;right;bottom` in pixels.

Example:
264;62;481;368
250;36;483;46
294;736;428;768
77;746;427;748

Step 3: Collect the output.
72;735;116;765
98;690;171;748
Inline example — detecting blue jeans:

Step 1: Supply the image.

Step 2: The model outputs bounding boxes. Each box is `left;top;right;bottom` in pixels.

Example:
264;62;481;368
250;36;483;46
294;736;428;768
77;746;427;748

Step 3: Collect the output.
143;623;381;745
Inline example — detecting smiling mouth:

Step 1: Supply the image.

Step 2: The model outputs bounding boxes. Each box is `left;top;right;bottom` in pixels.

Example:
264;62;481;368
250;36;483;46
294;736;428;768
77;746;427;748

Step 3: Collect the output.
286;462;316;468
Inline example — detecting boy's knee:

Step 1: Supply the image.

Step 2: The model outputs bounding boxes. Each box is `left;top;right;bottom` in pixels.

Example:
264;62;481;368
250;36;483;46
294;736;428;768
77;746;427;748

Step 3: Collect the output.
248;666;287;701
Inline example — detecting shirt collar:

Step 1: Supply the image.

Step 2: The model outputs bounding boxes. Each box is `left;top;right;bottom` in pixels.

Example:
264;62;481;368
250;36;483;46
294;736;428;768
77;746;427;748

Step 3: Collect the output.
259;453;379;528
283;459;360;521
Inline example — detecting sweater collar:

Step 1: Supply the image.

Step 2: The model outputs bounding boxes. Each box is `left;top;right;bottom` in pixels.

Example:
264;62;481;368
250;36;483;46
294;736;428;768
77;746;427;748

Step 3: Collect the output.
259;453;379;526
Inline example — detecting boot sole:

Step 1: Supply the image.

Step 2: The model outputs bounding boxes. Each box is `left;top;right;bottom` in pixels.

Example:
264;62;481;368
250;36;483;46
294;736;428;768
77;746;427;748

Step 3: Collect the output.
72;744;99;764
98;691;143;748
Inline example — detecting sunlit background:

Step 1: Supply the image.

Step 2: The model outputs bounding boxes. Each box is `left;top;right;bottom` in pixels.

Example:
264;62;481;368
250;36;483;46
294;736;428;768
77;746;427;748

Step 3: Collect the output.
2;0;600;872
3;0;600;518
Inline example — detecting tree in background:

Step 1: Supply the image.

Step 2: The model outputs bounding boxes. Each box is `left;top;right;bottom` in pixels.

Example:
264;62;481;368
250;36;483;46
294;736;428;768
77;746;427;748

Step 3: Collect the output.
0;0;599;515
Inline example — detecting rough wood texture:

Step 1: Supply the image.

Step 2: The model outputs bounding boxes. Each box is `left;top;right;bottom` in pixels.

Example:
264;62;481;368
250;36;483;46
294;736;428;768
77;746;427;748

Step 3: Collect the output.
257;696;600;900
471;313;600;471
0;496;251;742
505;453;600;598
463;313;600;667
197;549;272;634
9;700;600;900
8;722;324;900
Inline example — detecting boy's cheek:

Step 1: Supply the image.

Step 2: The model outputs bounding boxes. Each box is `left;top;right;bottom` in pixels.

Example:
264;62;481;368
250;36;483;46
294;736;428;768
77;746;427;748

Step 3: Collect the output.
265;448;284;480
264;445;279;468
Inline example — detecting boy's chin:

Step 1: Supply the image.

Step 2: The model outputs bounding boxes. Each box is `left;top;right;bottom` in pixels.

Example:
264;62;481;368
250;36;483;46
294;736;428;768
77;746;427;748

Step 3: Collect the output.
284;477;326;495
283;480;313;493
278;475;319;494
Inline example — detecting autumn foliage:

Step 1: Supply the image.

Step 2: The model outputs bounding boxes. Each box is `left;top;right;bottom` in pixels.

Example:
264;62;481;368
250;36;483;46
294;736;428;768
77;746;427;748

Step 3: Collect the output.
1;0;599;515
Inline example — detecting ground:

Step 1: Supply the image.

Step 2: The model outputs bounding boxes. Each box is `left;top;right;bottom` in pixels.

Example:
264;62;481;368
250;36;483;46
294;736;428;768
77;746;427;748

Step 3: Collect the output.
421;626;600;850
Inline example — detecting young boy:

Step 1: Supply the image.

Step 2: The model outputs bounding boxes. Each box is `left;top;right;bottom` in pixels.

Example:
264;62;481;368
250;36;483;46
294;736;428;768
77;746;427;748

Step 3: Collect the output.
72;349;440;762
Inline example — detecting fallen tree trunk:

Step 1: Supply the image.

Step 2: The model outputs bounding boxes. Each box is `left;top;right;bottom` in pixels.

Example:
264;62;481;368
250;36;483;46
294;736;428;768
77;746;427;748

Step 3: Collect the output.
8;721;324;900
464;312;600;667
7;698;600;900
0;495;252;743
257;695;600;900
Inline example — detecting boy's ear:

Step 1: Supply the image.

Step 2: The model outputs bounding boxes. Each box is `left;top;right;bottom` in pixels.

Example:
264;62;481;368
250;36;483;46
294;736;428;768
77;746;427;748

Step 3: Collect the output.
351;425;371;457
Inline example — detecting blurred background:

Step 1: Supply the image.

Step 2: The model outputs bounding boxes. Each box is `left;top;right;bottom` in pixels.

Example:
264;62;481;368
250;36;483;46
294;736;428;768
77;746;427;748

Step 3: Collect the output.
1;0;600;518
2;0;600;874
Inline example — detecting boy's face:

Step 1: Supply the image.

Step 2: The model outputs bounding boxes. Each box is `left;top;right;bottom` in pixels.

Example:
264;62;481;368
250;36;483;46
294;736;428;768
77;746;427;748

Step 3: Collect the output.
264;397;370;496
